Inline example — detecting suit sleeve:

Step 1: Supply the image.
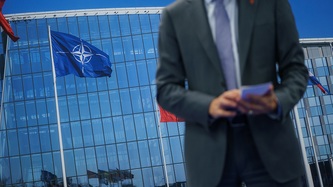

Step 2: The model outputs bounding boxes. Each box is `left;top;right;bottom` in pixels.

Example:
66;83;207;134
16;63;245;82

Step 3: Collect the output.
274;0;309;119
156;8;215;127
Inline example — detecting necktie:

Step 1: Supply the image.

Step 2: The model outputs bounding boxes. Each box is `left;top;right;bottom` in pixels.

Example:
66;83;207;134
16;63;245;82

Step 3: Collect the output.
215;0;237;90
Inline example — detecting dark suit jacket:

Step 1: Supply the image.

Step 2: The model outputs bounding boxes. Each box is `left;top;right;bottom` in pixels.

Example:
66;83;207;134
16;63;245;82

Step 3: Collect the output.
156;0;309;186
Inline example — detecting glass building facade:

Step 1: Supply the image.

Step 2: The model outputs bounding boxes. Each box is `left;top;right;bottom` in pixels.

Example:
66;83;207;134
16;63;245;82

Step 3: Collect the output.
0;7;332;187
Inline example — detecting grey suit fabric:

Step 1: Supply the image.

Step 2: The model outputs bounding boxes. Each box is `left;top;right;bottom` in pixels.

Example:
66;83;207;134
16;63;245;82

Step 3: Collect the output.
156;0;309;186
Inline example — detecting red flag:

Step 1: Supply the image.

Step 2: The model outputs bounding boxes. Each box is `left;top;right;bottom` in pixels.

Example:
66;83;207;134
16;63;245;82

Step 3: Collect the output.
0;0;19;42
158;105;184;122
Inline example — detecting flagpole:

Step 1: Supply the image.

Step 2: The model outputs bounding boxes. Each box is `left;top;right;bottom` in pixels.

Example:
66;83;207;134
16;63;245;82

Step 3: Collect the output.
48;25;68;187
293;106;314;187
0;36;10;177
305;109;323;187
155;100;170;187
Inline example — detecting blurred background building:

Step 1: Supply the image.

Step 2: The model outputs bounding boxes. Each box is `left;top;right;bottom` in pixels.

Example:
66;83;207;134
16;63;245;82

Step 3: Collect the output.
0;5;332;187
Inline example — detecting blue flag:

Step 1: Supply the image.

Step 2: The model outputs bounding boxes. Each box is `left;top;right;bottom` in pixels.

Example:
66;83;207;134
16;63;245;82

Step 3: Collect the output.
51;31;112;77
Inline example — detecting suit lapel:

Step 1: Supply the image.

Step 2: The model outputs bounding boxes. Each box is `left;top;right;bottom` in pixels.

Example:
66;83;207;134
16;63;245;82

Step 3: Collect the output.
190;0;224;79
238;0;258;78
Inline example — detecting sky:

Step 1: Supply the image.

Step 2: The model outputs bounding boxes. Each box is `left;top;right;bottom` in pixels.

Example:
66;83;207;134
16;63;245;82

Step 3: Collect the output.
2;0;333;39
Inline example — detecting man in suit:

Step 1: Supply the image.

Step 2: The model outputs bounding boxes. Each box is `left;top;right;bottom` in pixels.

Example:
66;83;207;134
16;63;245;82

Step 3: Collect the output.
156;0;309;186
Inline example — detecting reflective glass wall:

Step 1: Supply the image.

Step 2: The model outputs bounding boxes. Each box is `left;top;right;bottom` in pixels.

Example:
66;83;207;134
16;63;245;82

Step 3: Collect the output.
0;9;186;187
293;44;333;186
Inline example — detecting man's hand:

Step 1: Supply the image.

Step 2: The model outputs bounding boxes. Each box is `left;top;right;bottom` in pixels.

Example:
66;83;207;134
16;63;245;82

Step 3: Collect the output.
238;85;278;115
209;89;240;119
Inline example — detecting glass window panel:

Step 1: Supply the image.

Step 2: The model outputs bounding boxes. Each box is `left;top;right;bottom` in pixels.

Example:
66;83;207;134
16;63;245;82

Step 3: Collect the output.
120;89;132;115
142;168;154;187
150;14;160;33
59;96;69;123
153;166;165;186
40;47;52;72
10;50;22;75
5;103;16;129
10;157;22;184
53;152;63;178
130;87;143;113
127;142;140;169
113;116;126;143
43;72;54;97
25;101;38;127
132;35;145;60
19;49;32;75
124;115;136;142
42;152;54;175
131;169;143;187
141;86;153;112
170;136;183;163
65;75;77;95
30;48;42;73
174;163;186;182
86;78;98;92
134;114;147;140
12;76;24;101
95;146;108;170
112;37;124;62
119;15;131;36
122;36;135;61
96;77;108;91
8;130;19;156
129;14;141;35
46;98;57;124
92;119;105;146
36;99;48;125
82;120;94;147
162;138;172;164
139;15;152;34
0;158;10;184
75;76;87;93
116;62;128;88
138;140;151;167
98;91;111;118
61;123;73;149
78;17;90;40
126;61;139;87
56;17;69;33
109;15;121;37
99;15;111;38
101;38;115;66
49;124;60;151
31;154;42;181
74;148;87;176
145;112;157;139
27;20;38;47
78;94;91;120
64;150;76;177
153;33;159;56
117;143;129;169
109;90;121;116
21;155;33;183
39;125;52;152
106;144;119;169
166;165;176;184
102;118;115;144
107;67;118;89
71;121;83;148
143;34;156;59
147;59;157;84
14;102;27;128
67;96;80;121
88;16;100;40
18;128;30;155
149;139;162;166
29;127;41;153
56;77;66;96
85;147;97;172
89;93;101;119
137;60;149;85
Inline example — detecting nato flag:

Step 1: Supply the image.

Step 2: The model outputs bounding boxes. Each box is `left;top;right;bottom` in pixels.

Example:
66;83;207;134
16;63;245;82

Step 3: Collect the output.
51;31;112;77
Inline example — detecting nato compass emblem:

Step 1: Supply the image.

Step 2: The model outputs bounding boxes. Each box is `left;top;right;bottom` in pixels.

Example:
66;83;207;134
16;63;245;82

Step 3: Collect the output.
56;40;107;75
